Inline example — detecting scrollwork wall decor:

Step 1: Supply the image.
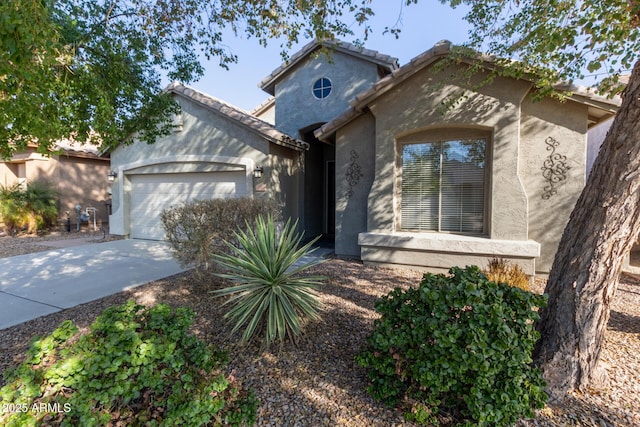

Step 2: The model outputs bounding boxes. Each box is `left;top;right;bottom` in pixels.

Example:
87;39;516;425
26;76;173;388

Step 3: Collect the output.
345;149;364;198
541;136;571;199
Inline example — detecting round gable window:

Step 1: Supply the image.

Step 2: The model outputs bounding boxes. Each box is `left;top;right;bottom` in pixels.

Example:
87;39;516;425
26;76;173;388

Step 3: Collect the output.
312;77;332;99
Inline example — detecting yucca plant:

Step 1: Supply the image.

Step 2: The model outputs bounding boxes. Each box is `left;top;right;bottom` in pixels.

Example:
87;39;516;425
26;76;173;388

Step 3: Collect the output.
213;216;326;346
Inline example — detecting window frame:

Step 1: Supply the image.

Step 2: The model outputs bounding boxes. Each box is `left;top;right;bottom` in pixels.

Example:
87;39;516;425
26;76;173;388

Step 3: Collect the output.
312;77;333;100
396;129;492;236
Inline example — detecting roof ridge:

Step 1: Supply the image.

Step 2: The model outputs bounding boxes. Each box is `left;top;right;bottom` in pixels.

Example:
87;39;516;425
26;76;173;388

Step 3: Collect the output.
315;40;620;141
166;82;308;151
259;38;399;95
251;96;275;116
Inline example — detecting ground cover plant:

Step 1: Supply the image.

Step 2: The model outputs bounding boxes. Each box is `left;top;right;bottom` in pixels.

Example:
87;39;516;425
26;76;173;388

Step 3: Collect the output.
0;301;257;426
0;244;638;426
213;216;325;346
357;266;548;426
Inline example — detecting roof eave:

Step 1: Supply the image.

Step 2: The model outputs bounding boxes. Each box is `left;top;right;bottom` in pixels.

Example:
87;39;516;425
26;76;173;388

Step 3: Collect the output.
259;39;399;96
167;83;308;152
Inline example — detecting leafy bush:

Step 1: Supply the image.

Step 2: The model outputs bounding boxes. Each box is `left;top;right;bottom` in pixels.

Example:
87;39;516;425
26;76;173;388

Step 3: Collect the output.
484;257;531;291
213;216;325;346
356;266;547;426
160;198;280;278
0;180;58;235
0;301;257;426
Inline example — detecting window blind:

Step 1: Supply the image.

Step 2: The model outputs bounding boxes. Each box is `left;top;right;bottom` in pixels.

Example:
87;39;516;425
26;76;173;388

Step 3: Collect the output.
401;139;486;233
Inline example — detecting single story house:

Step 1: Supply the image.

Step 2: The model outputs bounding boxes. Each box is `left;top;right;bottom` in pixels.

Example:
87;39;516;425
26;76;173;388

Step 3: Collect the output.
109;39;619;274
0;140;111;230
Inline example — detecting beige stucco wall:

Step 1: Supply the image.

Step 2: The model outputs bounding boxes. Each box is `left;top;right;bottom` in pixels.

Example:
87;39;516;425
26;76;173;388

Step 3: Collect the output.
334;63;589;274
56;155;111;227
0;149;110;230
109;93;302;236
0;162;20;187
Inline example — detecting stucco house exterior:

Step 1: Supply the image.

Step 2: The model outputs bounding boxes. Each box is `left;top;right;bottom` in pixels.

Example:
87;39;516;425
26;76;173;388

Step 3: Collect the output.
0;141;111;229
109;39;619;274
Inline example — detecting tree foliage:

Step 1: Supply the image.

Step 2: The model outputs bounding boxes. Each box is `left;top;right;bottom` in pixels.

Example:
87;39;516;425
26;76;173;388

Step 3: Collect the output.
447;0;639;96
439;0;639;396
0;0;378;158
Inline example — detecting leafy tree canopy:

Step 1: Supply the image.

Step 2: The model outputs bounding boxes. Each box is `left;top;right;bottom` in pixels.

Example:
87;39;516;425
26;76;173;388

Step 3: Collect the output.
445;0;640;96
0;0;376;159
3;0;637;159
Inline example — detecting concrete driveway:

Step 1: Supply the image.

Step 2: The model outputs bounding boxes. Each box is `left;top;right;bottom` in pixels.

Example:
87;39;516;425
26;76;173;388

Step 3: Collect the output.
0;239;186;330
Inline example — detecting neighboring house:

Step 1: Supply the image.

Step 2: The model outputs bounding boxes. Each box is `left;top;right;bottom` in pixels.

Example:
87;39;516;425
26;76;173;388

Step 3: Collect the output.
0;140;111;229
110;39;619;274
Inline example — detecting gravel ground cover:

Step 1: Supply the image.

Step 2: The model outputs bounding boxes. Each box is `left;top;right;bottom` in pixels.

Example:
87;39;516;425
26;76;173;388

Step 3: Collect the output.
0;230;121;257
0;236;638;426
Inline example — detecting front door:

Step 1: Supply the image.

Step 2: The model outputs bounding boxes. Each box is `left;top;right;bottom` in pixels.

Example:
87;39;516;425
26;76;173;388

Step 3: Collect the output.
301;125;335;242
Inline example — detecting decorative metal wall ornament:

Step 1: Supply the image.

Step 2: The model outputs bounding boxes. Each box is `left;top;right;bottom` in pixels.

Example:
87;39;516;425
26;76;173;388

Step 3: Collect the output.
541;136;571;199
345;150;364;198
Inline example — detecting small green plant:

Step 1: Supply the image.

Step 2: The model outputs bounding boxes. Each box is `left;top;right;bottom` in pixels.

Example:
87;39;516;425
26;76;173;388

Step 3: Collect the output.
213;216;325;346
0;301;257;426
0;180;58;235
356;266;547;427
161;197;280;279
484;257;531;291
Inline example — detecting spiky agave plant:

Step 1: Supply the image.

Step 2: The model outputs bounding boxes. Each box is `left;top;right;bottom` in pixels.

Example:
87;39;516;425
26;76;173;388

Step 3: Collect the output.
213;216;325;346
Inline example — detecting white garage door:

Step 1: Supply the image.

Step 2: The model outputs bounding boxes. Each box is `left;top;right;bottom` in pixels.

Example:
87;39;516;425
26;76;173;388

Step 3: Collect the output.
130;171;247;240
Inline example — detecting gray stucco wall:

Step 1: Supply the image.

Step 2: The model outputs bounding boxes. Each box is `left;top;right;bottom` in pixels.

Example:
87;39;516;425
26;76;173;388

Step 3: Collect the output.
109;94;301;235
334;113;376;256
520;97;588;271
334;63;592;274
273;51;382;137
367;66;532;241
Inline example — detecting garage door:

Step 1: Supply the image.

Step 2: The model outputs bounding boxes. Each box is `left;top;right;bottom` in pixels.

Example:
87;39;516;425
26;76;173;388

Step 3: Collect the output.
130;171;247;240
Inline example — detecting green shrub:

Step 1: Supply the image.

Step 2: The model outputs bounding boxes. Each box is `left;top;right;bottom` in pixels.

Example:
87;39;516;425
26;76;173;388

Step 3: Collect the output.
0;301;257;427
0;180;58;235
484;257;531;291
356;266;547;427
160;197;280;279
213;216;325;347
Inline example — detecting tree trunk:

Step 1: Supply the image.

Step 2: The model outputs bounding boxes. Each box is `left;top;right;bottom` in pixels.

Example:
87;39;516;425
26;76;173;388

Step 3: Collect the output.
533;58;640;397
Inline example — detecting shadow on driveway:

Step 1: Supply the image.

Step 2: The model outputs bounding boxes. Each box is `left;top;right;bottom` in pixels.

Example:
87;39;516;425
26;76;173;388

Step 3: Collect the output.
0;239;186;330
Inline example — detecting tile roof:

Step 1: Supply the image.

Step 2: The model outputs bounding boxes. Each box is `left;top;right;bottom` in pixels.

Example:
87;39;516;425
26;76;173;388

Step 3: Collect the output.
165;82;307;151
251;96;275;116
315;40;621;141
259;38;399;95
55;139;105;157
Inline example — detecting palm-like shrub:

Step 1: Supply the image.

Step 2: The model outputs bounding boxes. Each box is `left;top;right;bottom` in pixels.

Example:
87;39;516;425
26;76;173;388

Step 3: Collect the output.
0;184;23;235
0;181;58;235
213;216;325;346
